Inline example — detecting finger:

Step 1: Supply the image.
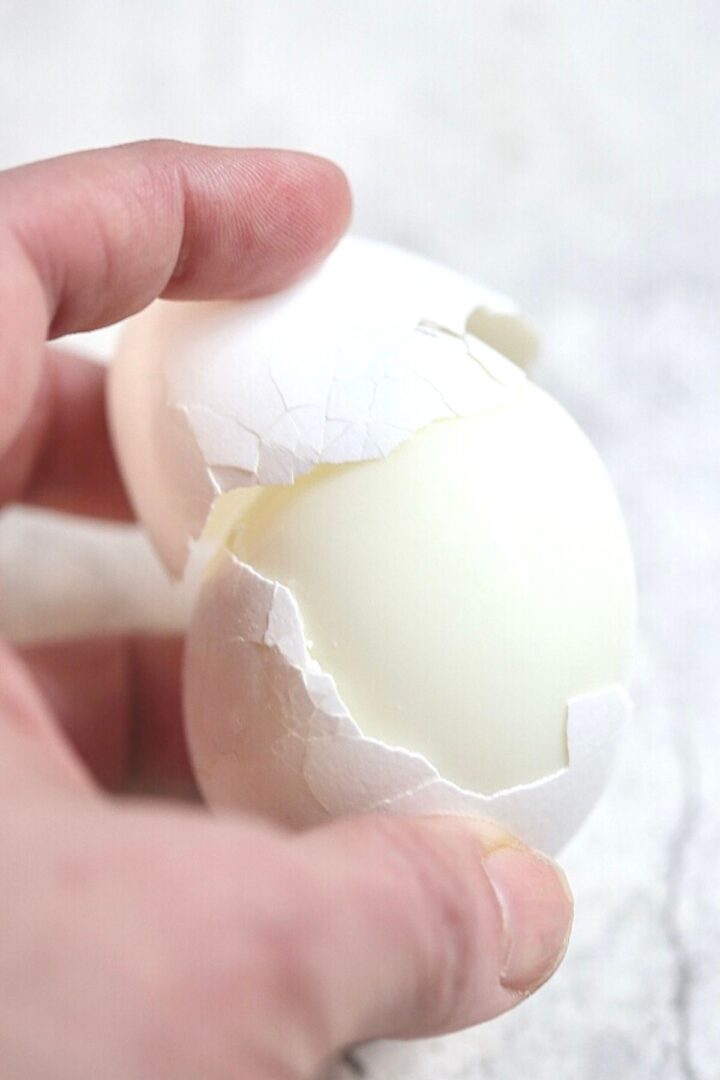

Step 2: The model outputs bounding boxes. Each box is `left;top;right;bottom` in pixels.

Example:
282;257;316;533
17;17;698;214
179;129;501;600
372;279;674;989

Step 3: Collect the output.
290;815;572;1054
0;139;352;460
18;635;197;798
0;639;96;799
1;349;133;518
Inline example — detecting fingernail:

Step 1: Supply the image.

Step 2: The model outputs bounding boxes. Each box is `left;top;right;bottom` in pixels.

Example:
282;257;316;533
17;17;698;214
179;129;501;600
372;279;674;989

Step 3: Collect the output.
483;846;573;994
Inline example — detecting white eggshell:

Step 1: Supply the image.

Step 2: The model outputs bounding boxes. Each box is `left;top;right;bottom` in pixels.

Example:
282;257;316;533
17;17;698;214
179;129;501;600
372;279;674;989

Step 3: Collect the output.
109;236;635;852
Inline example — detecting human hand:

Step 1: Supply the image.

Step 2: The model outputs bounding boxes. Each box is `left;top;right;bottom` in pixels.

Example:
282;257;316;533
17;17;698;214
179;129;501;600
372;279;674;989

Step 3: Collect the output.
0;140;572;1080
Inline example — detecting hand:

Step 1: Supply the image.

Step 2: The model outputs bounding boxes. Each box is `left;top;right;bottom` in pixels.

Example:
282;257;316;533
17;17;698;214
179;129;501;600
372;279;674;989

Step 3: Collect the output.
0;140;572;1080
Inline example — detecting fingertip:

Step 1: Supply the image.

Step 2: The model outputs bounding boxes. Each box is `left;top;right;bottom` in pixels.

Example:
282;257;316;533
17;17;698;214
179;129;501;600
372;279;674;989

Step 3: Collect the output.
391;815;574;1027
162;147;353;300
277;149;353;232
295;812;573;1048
482;843;573;995
237;149;353;298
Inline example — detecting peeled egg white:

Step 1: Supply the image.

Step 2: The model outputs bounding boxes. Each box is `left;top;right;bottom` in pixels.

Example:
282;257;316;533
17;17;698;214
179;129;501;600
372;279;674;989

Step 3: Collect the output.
109;236;636;852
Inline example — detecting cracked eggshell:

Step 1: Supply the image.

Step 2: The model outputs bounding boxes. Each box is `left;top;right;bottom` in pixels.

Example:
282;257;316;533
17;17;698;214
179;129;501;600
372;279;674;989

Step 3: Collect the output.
109;235;635;853
109;235;538;576
185;551;630;853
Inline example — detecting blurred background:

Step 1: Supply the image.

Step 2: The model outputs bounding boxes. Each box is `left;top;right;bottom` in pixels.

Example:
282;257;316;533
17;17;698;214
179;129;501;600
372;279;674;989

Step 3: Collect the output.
1;2;719;1077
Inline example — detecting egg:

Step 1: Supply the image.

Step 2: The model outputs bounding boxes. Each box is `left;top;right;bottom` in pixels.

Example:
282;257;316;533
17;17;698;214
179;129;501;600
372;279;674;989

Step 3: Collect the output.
109;237;636;853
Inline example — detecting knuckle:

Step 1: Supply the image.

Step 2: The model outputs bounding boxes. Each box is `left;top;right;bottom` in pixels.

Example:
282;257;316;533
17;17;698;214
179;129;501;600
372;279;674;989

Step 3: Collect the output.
248;872;334;1043
156;841;329;1072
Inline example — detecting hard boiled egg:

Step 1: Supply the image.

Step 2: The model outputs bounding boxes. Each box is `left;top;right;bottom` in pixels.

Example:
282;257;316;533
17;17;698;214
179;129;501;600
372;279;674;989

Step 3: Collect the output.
109;237;635;853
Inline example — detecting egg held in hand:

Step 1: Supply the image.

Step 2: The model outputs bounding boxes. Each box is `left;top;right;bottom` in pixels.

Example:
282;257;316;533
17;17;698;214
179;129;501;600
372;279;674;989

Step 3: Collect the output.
109;237;636;853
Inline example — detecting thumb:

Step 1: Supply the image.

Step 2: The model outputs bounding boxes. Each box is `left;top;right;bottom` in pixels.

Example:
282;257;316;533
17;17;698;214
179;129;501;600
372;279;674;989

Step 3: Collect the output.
293;814;572;1052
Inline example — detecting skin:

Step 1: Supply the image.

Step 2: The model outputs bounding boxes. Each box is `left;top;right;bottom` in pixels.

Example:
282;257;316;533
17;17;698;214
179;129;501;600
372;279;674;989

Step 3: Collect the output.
0;141;573;1080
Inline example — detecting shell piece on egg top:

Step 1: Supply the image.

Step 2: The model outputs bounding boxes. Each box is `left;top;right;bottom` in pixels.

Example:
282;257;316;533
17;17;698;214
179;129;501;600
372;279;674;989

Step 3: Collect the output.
109;236;636;852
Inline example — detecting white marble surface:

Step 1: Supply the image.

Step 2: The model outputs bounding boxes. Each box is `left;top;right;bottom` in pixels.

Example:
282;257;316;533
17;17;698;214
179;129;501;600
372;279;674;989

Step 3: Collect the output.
2;2;719;1077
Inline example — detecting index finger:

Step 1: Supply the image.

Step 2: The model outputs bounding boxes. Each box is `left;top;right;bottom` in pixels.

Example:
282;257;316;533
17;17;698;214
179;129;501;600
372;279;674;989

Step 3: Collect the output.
0;140;352;510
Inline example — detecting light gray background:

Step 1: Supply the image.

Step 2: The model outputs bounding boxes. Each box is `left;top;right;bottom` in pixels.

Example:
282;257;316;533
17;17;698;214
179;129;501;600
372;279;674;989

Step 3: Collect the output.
2;3;719;1077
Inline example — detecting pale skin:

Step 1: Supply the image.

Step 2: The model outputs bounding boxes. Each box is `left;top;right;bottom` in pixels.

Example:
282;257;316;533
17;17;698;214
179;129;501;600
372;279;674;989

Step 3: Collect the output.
0;141;573;1080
